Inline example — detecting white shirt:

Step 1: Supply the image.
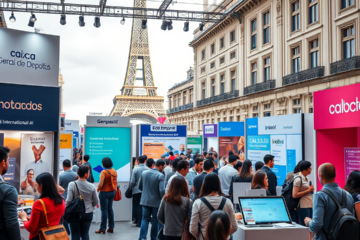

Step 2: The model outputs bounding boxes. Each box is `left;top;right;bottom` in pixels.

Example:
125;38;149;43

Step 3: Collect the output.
218;164;238;196
24;159;50;178
165;172;188;193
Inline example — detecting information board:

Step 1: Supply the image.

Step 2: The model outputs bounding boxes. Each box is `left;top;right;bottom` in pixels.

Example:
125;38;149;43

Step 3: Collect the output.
187;136;202;154
345;148;360;180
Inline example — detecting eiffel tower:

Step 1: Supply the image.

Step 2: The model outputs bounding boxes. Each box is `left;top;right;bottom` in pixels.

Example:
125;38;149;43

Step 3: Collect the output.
0;10;7;28
110;0;165;123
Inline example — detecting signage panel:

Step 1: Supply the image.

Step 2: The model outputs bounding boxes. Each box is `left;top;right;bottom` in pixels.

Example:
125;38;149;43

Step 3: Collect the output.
345;148;360;180
86;116;130;127
203;124;217;138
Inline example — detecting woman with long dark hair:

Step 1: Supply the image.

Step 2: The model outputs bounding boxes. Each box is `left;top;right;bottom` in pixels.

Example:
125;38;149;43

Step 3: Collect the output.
344;170;360;222
205;210;231;240
190;173;237;240
251;171;271;196
157;176;192;240
96;157;117;234
18;172;65;240
229;160;253;197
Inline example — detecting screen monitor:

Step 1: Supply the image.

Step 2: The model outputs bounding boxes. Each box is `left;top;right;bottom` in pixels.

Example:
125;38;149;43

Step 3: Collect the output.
239;197;291;225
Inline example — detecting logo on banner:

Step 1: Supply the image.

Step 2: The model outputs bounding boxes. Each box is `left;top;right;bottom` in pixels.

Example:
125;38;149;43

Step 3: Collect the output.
248;125;257;129
205;125;214;134
0;100;42;111
30;137;45;144
265;125;276;130
97;119;118;125
329;98;360;114
151;125;177;132
272;139;284;144
220;127;231;132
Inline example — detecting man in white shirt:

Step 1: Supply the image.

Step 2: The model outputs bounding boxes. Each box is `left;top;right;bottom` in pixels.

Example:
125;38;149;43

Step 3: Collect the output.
23;151;50;178
218;154;239;197
165;160;189;193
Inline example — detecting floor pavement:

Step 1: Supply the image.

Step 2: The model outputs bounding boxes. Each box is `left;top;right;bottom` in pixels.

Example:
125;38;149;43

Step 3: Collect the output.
89;222;142;240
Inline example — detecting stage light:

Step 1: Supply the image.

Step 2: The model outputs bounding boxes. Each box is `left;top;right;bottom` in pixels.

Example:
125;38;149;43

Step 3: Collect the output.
161;21;167;31
167;20;173;31
28;13;37;27
183;21;189;32
9;12;16;23
60;14;66;25
120;17;125;25
94;17;101;28
199;22;205;31
142;19;147;29
79;16;85;27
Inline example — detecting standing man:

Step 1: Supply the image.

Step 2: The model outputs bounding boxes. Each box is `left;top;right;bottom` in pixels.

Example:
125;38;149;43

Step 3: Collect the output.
82;155;94;183
0;146;21;240
59;159;77;234
130;156;149;228
261;154;277;196
218;154;239;197
138;159;165;240
213;152;219;168
163;159;172;178
192;159;214;199
165;157;181;187
166;160;190;193
186;158;204;199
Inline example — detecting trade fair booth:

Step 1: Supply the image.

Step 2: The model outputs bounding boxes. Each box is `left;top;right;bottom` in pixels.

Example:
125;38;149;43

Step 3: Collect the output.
218;122;245;159
203;124;218;153
64;119;80;149
59;132;73;172
187;135;202;154
314;83;360;189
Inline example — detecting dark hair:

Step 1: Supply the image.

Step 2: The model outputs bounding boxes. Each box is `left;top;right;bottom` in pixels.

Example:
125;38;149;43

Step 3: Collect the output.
228;150;234;156
146;158;155;168
251;171;267;189
255;161;264;171
214;153;218;158
234;161;243;172
205;210;231;240
78;165;89;178
79;156;83;161
138;155;146;164
228;155;239;163
239;160;252;178
203;151;208;157
169;151;174;156
83;155;90;161
36;172;63;204
195;157;204;165
156;159;165;167
293;160;304;174
0;146;10;163
132;157;137;165
264;154;275;164
177;160;189;172
200;173;223;197
164;176;190;205
208;152;213;157
206;156;214;162
102;157;113;168
165;159;170;165
344;170;360;194
63;159;71;168
143;155;148;160
172;157;182;169
203;159;215;171
299;160;312;172
186;154;191;159
319;163;336;180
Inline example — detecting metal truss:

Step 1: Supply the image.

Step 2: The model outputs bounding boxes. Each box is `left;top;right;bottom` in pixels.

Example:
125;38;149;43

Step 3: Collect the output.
0;0;225;22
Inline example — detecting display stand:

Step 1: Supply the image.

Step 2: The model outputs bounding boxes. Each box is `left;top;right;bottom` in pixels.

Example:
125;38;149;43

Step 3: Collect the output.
203;124;218;153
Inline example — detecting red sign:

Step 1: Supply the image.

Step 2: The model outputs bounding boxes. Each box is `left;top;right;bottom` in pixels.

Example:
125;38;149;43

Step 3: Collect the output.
158;117;166;124
314;83;360;130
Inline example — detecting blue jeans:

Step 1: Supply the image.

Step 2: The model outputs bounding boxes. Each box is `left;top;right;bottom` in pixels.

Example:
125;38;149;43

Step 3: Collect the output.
69;212;93;240
297;207;312;226
99;191;115;230
139;206;159;240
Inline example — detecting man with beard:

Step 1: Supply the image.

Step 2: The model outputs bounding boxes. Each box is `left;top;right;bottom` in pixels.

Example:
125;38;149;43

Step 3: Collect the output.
0;146;21;240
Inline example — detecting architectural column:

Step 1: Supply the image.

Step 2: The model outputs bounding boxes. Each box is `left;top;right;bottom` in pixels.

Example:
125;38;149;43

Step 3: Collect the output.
239;22;245;95
275;0;284;87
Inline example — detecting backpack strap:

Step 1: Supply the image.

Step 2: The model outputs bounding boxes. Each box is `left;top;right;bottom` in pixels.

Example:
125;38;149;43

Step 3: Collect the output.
74;182;82;198
38;199;49;227
341;189;347;207
322;189;342;209
200;197;216;212
105;169;116;177
218;197;227;211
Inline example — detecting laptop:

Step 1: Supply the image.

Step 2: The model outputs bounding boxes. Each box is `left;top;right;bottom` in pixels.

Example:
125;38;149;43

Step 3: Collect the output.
238;196;292;227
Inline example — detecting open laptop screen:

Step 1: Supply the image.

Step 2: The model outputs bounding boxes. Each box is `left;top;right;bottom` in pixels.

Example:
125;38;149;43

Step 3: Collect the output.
239;197;291;225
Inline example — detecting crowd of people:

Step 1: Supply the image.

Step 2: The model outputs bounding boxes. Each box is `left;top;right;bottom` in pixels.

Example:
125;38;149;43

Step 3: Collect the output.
1;144;360;240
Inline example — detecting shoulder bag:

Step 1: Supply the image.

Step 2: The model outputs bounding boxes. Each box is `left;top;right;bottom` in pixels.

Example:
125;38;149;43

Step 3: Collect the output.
38;199;70;240
105;170;121;201
182;199;196;240
63;182;85;221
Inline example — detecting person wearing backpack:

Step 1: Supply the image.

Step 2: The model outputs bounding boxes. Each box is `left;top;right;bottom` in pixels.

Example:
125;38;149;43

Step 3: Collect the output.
344;170;360;239
66;165;99;240
190;173;237;240
305;163;358;240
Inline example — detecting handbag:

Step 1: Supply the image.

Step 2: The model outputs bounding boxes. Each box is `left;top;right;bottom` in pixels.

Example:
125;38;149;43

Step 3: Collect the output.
38;199;70;240
125;183;133;199
105;170;121;201
63;182;85;221
182;199;196;240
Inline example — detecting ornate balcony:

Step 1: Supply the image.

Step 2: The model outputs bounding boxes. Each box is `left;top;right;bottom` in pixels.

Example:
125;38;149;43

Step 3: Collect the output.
244;80;276;95
196;90;239;107
283;66;325;86
330;56;360;75
166;103;193;114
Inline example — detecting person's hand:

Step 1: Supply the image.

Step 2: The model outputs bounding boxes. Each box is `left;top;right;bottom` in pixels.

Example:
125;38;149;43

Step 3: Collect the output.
18;210;28;221
18;200;25;206
304;217;312;227
308;185;314;193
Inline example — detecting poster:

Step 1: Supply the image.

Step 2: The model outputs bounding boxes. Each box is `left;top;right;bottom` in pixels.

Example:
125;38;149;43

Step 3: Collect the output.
2;131;21;191
85;127;131;182
187;136;202;154
0;133;4;146
219;122;245;160
345;148;360;180
140;125;187;159
60;133;73;172
246;115;303;185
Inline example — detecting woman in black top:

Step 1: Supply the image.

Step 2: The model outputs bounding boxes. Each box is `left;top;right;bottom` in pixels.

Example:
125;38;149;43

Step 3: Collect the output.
251;171;271;196
344;170;360;221
229;160;254;197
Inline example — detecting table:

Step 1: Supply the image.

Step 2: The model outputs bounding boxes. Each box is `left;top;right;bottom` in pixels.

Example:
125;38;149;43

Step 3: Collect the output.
233;222;309;240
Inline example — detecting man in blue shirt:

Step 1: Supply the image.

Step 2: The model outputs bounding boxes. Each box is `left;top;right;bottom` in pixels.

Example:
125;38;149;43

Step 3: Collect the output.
261;154;277;196
192;159;214;199
305;163;354;240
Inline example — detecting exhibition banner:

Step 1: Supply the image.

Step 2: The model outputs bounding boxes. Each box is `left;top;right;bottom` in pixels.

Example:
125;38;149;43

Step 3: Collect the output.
0;133;3;146
2;131;21;191
0;28;60;87
345;148;360;180
60;133;72;172
20;133;54;196
0;83;60;131
85;127;131;182
246;114;303;185
219;122;245;160
187;136;202;154
203;124;218;138
140;124;187;159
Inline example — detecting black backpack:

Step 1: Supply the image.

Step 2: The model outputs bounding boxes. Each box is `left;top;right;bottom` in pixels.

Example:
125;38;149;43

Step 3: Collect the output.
63;182;85;221
321;189;359;240
281;176;302;211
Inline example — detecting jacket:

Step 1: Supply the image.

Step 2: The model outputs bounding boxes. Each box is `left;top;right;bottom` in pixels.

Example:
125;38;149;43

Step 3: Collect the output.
185;168;198;199
0;180;21;240
261;166;277;195
138;168;165;208
82;162;95;183
130;164;149;194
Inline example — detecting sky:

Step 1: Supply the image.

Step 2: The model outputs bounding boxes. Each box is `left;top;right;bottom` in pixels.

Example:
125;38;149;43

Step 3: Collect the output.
3;0;207;125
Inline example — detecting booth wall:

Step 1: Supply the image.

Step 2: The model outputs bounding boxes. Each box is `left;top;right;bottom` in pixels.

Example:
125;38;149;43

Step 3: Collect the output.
316;127;358;189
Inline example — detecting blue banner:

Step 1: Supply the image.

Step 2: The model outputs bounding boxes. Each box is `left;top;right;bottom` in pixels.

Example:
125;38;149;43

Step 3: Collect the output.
247;135;270;151
141;125;187;137
0;133;3;146
219;122;244;137
246;118;259;136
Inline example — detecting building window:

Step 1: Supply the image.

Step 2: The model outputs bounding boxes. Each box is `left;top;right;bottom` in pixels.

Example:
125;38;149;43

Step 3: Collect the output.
293;99;301;106
264;57;271;81
263;104;271;117
292;1;300;32
237;116;240;121
251;19;257;50
202;49;206;60
293;108;302;114
264;104;271;110
211;61;216;69
201;82;206;100
253;113;259;118
178;95;181;107
310;39;319;68
220;74;225;94
343;26;355;59
309;108;313;113
211;78;216;97
190;89;193;103
253;106;258;111
229;116;233;122
201;67;206;74
341;0;354;9
292;46;301;73
309;0;318;24
230;51;236;60
220;37;224;49
264;112;271;117
220;57;225;64
183;92;186;105
263;12;270;44
174;95;177;107
251;62;257;85
231;70;236;91
310;96;313;103
211;43;215;55
230;30;236;43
